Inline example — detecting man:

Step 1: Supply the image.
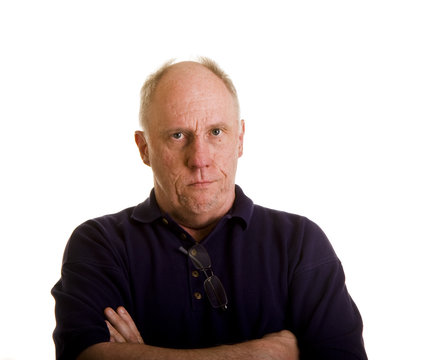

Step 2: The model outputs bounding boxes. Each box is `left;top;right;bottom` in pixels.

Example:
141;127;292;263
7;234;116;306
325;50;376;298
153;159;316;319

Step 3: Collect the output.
52;58;367;359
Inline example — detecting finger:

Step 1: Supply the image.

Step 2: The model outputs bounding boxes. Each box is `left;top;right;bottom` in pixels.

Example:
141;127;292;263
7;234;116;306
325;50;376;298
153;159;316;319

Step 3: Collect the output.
105;307;131;340
104;307;143;344
117;306;144;344
105;320;126;343
116;306;143;344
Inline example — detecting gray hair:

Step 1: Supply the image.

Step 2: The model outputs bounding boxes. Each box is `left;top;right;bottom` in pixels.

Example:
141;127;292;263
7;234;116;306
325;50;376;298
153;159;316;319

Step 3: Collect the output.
139;57;240;131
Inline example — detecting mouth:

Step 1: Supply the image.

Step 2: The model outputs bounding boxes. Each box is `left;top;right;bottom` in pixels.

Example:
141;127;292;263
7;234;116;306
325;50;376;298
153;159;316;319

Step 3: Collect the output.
188;180;216;188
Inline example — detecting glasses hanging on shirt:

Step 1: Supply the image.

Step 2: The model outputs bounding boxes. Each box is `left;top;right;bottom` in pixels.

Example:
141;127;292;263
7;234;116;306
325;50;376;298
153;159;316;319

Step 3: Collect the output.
179;244;228;311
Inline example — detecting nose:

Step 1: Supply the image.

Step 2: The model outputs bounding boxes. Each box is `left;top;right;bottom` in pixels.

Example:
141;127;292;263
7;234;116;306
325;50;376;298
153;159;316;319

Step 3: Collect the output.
186;136;211;169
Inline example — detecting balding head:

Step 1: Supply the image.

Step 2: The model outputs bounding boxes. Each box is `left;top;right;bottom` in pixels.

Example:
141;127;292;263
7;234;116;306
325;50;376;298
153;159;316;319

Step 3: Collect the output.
134;58;245;233
139;58;240;134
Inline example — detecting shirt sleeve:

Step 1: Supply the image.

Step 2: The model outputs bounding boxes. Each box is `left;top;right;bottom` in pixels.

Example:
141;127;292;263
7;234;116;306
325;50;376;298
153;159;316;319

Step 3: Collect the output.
288;218;367;360
51;220;132;360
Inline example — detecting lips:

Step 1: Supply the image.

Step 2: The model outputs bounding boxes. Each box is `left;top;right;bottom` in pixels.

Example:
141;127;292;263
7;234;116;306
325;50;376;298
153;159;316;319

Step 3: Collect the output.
188;180;216;187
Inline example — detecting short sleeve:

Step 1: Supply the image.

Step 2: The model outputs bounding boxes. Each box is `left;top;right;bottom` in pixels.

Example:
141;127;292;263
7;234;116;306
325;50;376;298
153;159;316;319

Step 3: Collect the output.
51;220;132;360
288;219;367;359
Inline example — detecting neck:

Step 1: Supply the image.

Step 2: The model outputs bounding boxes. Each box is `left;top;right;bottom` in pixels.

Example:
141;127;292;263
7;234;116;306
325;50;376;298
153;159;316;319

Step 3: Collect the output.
180;221;219;242
153;186;236;242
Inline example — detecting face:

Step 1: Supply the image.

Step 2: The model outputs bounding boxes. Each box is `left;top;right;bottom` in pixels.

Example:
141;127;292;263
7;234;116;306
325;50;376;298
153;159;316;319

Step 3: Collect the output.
135;62;245;228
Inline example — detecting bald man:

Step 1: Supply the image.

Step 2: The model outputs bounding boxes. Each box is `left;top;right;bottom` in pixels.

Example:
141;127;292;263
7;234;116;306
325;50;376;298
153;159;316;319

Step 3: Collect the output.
52;58;367;360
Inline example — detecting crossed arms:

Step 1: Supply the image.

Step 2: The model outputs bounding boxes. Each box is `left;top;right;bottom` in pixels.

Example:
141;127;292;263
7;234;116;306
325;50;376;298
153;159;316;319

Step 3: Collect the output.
55;213;366;359
77;306;299;360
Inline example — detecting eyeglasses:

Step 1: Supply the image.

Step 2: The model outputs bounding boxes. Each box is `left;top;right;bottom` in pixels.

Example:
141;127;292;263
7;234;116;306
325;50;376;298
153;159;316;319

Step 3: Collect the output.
179;244;228;311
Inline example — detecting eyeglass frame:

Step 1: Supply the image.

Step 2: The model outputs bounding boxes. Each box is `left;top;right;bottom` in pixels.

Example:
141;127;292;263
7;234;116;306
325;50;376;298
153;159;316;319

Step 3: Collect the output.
179;244;228;311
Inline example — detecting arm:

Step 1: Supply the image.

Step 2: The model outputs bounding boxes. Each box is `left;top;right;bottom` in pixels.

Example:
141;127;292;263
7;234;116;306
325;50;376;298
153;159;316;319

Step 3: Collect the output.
52;221;130;359
77;307;299;360
288;219;367;359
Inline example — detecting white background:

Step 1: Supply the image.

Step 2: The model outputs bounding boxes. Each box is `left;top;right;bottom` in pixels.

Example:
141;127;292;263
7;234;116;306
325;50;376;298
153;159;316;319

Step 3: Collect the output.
1;1;422;359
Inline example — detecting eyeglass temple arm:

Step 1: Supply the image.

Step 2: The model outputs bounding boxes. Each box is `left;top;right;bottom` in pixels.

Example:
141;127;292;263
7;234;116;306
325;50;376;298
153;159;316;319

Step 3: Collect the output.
178;246;204;269
178;246;189;255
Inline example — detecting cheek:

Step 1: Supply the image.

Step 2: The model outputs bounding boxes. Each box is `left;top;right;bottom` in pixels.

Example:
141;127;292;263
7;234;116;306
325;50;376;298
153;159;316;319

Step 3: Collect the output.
160;151;175;166
219;140;240;159
151;148;183;178
215;146;239;174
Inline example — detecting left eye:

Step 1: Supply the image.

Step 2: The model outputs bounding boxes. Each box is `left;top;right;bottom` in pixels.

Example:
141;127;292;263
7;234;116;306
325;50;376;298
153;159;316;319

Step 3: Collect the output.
211;129;221;136
172;132;183;139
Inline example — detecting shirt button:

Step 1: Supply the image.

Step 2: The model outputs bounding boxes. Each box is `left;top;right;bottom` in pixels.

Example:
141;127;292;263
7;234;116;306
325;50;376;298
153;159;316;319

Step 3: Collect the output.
180;233;187;240
192;270;200;278
190;248;197;256
162;218;169;225
194;292;202;300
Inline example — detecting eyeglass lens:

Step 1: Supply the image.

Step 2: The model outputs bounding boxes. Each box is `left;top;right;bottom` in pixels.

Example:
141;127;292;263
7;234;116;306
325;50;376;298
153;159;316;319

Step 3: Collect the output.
204;275;228;310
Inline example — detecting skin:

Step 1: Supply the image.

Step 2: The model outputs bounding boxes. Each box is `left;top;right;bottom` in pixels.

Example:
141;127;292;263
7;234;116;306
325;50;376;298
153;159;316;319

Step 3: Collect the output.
77;62;299;359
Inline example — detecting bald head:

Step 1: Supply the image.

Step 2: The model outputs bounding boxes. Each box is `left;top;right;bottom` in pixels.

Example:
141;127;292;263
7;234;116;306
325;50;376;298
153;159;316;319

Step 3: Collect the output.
139;58;240;134
134;59;245;232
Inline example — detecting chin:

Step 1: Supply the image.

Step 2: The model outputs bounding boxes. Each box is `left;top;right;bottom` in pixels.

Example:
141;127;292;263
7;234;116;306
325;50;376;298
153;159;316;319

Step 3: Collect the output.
178;184;233;214
180;195;220;215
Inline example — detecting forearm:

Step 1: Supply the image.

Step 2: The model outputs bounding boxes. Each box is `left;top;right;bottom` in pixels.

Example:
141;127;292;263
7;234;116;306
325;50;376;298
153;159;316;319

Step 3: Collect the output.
77;333;297;360
77;307;298;360
78;342;252;360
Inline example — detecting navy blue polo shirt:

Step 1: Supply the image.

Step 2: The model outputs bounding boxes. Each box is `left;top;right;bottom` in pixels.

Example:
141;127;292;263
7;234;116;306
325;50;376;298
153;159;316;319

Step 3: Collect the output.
52;186;367;359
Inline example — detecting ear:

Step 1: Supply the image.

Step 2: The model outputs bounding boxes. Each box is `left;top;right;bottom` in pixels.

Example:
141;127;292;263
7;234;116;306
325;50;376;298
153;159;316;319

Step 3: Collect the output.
237;119;245;158
134;131;151;166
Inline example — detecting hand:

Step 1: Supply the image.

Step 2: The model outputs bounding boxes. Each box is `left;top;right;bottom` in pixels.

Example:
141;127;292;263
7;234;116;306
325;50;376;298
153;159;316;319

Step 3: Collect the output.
104;306;143;344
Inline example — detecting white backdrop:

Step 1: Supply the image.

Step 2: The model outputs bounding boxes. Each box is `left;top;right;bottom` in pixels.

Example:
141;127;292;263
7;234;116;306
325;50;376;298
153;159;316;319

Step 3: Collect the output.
1;1;422;359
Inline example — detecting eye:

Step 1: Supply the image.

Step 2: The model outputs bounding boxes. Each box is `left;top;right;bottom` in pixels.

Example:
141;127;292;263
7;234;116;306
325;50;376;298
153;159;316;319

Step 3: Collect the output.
172;132;183;140
211;128;221;136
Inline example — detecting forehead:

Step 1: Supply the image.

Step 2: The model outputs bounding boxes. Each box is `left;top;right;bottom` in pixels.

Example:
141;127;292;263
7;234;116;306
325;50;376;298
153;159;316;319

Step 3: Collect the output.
148;63;238;128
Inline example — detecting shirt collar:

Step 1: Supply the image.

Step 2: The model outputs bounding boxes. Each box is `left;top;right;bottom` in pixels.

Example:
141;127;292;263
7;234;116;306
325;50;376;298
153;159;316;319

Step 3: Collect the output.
131;185;254;229
225;185;254;229
131;188;163;223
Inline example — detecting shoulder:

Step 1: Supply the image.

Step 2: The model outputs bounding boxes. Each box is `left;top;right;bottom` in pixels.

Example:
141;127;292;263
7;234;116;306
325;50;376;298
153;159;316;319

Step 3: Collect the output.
251;204;305;227
76;205;139;233
250;204;326;241
250;204;338;270
63;206;137;264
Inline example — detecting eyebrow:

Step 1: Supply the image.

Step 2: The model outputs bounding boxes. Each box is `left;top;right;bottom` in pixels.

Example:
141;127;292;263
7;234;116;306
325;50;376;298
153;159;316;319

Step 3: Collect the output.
161;122;232;134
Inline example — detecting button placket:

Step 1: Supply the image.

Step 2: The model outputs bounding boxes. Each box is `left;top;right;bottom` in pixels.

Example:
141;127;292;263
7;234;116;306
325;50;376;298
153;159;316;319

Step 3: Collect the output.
172;227;205;310
187;257;205;309
191;267;204;305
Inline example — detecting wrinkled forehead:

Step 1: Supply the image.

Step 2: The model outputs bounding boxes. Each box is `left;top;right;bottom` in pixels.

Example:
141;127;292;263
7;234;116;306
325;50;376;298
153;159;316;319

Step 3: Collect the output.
155;62;234;105
149;63;239;126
